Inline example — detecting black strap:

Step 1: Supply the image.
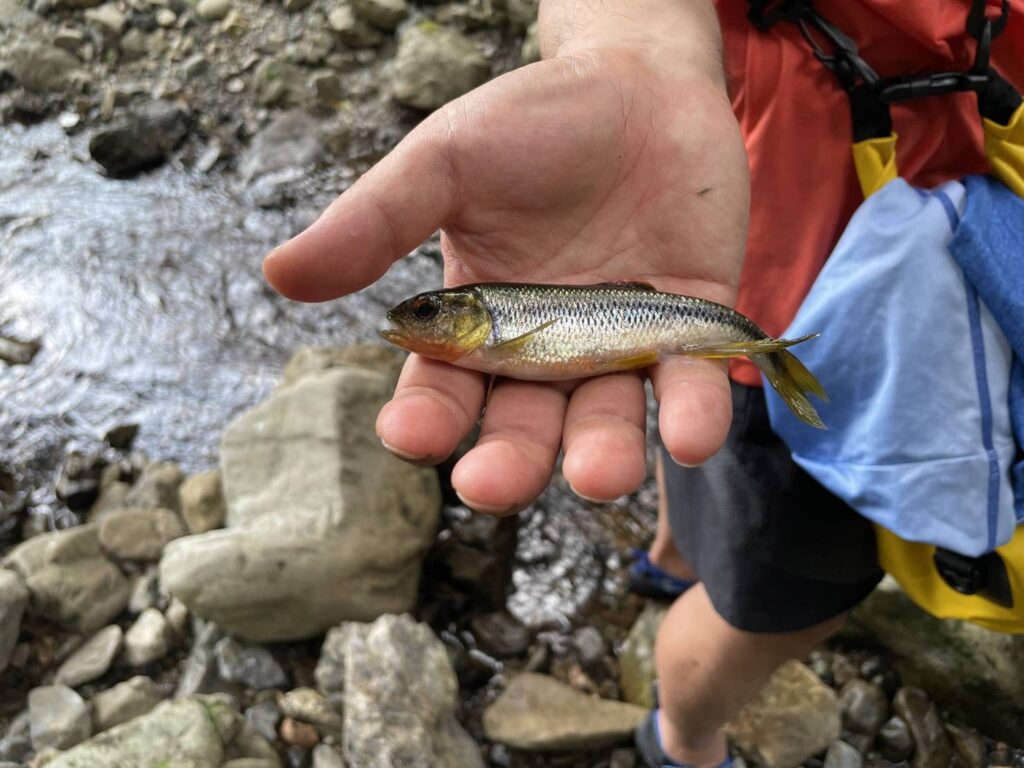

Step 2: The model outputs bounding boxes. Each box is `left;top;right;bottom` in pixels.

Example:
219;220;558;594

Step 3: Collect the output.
748;0;1020;139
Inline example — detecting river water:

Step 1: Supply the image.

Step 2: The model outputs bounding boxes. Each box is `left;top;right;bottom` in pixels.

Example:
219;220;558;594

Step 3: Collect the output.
0;120;654;629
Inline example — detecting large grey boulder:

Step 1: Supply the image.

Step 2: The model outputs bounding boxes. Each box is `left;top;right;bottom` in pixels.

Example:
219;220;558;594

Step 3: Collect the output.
2;524;130;633
46;699;223;768
848;576;1024;743
0;569;28;672
723;661;840;768
483;673;645;752
318;614;482;767
390;23;490;111
161;348;441;642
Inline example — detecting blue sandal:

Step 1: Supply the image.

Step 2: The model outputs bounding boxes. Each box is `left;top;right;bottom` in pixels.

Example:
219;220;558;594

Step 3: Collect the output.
635;709;733;768
627;549;695;600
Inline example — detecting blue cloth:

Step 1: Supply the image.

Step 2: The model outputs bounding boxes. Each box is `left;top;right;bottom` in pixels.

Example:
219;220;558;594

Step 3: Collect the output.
948;175;1024;522
763;178;1017;556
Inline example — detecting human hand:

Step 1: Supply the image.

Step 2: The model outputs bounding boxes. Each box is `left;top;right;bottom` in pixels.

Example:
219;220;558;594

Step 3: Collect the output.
264;0;749;514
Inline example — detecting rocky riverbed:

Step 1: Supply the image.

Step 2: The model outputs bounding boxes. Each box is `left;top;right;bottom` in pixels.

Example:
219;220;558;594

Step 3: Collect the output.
3;0;1024;765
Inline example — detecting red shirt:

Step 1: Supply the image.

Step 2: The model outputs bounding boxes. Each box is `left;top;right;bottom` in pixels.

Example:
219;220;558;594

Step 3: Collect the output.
722;0;1024;386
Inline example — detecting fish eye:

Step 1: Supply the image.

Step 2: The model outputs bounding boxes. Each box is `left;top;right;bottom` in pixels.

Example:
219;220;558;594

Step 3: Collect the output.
412;298;438;321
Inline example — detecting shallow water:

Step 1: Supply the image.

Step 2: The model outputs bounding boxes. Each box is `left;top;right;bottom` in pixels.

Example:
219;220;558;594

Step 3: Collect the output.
0;121;655;628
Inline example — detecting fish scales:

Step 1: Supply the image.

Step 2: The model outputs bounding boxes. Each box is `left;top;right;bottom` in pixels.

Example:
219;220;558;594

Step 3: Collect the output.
470;283;760;379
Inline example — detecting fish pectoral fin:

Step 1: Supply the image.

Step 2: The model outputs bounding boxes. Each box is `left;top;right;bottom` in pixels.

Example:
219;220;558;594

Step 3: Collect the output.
595;280;657;291
491;319;558;352
680;334;819;359
607;351;661;371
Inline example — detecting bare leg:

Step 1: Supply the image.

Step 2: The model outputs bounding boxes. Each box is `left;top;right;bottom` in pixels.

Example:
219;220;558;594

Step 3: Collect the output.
650;452;698;581
655;585;846;766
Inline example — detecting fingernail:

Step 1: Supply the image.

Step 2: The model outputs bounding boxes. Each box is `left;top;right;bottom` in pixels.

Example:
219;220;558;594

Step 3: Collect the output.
568;483;617;504
380;439;428;463
455;490;516;516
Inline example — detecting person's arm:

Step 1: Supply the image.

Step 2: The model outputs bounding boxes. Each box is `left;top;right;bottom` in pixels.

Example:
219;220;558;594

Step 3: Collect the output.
264;1;749;513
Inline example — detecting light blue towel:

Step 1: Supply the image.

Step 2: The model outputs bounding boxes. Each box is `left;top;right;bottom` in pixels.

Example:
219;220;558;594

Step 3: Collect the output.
764;178;1017;557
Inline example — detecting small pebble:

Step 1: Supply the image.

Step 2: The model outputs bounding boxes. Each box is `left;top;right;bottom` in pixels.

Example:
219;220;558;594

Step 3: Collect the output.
280;717;319;749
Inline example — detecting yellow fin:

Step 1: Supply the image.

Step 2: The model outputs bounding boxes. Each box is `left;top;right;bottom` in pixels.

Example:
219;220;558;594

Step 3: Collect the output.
681;334;819;359
753;347;828;429
492;319;558;352
608;351;660;371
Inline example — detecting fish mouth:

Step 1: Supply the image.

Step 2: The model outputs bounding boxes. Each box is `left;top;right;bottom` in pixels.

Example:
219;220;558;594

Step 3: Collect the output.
378;327;404;345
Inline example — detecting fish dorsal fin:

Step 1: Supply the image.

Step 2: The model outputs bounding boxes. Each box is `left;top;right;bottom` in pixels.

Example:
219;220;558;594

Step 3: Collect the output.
492;319;558;352
596;280;657;291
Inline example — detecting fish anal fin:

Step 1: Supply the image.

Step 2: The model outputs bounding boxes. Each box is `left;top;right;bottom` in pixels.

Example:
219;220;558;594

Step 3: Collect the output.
681;334;819;359
607;351;660;371
492;319;558;352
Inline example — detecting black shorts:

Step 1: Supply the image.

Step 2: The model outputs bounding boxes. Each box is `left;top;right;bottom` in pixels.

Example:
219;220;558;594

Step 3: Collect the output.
661;382;883;633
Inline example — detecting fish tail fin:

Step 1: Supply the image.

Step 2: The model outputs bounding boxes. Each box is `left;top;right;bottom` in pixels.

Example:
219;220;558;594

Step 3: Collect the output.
752;347;828;430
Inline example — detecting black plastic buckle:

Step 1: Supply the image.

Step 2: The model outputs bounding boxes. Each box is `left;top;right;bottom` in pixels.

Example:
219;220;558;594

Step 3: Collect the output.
878;71;991;103
934;548;1014;609
967;0;1009;40
795;10;880;91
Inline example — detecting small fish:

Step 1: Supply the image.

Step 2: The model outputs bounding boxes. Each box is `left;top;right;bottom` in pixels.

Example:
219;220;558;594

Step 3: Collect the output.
380;281;828;428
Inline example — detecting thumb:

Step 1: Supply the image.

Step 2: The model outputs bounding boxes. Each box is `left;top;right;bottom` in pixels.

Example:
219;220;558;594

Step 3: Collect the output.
263;116;457;302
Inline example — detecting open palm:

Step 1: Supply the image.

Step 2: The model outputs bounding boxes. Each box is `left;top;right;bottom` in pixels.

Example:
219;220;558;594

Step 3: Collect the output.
265;49;749;513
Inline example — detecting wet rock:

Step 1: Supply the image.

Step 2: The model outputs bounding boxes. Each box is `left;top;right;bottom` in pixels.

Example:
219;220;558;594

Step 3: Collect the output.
470;611;530;658
161;351;441;642
124;607;173;666
128;567;160;614
176;620;225;697
253;58;309;108
506;0;537;28
54;625;122;687
84;3;126;35
849;575;1024;742
281;717;319;748
246;700;282;743
91;676;162;732
946;724;986;768
179;470;226;534
29;686;91;751
724;661;840;768
390;22;490;111
839;679;888;739
216;636;288;689
312;744;346;768
46;699;224;768
56;451;108;510
230;720;281;765
1;43;82;94
125;461;184;512
2;524;130;632
431;509;517;611
573;625;607;669
339;614;482;767
351;0;407;30
89;102;188;178
98;507;186;561
279;688;342;738
892;687;953;768
876;716;913;763
311;71;344;104
289;28;335;66
521;21;539;63
102;423;139;450
0;335;41;365
241;111;323;183
0;711;31;764
195;693;244;746
824;741;863;768
831;654;860;689
618;603;665;709
196;0;229;20
328;5;381;47
0;569;28;672
483;672;644;751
